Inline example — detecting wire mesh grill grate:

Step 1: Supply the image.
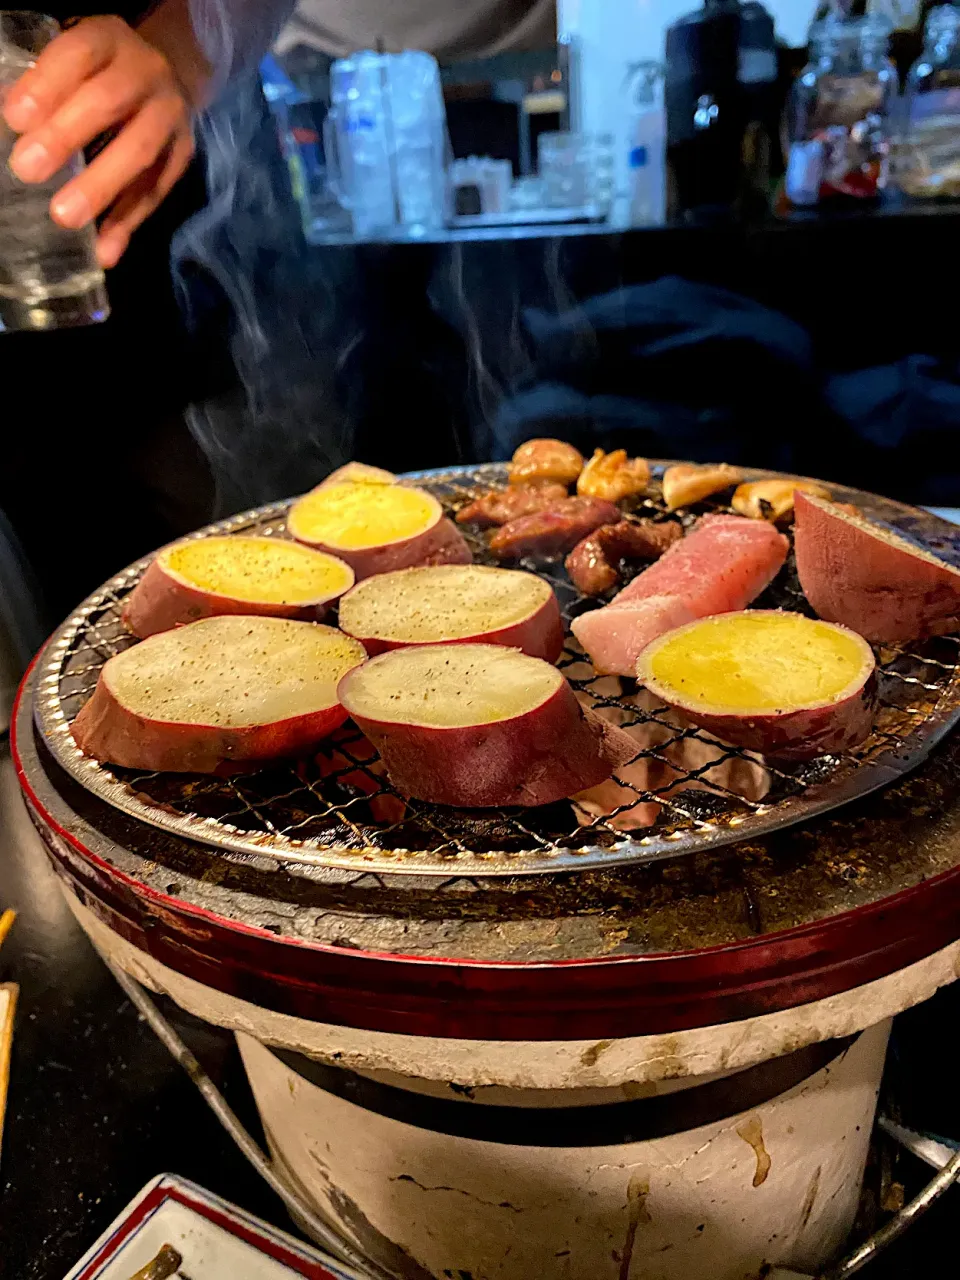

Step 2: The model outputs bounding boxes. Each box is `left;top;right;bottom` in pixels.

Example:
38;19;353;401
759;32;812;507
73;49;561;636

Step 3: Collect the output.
34;464;960;877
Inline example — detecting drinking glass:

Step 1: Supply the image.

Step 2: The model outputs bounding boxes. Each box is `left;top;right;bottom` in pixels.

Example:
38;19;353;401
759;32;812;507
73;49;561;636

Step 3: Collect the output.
538;132;592;208
538;132;615;213
0;11;109;331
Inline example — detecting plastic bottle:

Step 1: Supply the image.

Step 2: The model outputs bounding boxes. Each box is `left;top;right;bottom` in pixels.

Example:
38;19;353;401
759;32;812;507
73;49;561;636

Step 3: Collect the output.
627;61;666;225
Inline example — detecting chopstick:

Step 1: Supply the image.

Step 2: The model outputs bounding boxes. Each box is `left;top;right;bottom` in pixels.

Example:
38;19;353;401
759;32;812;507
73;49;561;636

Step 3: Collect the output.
0;982;18;1157
0;910;16;951
0;909;18;1158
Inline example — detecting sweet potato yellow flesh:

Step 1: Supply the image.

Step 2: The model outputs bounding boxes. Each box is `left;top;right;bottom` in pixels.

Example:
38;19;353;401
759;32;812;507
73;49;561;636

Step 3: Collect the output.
321;462;396;487
342;644;563;728
288;482;439;550
340;566;553;645
643;612;870;713
105;617;365;727
163;537;353;605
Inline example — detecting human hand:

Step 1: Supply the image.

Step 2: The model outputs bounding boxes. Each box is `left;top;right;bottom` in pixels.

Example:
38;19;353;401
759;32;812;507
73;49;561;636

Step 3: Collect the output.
2;15;195;268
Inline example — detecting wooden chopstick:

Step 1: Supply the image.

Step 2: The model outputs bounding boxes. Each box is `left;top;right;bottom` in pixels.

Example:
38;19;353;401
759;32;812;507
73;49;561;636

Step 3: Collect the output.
0;909;18;1157
0;910;16;952
0;982;18;1157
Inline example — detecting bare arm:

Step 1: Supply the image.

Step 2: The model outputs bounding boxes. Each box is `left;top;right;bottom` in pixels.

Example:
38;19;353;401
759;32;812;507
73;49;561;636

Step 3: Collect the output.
139;0;213;110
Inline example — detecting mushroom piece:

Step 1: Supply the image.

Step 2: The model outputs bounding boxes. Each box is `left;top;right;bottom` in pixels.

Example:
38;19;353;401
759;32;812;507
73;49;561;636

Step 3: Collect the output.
662;462;743;512
732;478;832;523
509;438;584;488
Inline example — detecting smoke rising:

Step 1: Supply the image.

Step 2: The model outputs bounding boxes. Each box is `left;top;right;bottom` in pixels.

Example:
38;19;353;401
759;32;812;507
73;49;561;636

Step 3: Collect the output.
171;3;553;509
173;0;355;516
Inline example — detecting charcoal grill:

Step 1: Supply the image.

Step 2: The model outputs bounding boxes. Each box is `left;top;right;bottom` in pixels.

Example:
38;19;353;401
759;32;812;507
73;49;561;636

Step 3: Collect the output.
14;463;960;1280
33;463;960;878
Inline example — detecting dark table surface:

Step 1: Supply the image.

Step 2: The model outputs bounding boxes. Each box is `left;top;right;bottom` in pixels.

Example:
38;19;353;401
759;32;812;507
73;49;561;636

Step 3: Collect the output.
0;746;294;1278
1;740;958;1279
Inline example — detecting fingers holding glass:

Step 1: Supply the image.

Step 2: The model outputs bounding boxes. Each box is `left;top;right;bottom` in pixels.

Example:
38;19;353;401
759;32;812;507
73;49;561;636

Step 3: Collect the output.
48;93;190;229
2;17;126;134
95;132;195;267
2;16;194;267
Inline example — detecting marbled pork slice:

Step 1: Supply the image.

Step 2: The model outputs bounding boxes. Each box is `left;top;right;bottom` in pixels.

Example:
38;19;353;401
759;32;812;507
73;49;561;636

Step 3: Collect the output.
571;515;789;676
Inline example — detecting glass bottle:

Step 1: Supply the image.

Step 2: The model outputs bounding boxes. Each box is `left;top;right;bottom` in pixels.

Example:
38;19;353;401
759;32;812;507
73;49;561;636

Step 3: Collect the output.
897;5;960;197
785;13;898;206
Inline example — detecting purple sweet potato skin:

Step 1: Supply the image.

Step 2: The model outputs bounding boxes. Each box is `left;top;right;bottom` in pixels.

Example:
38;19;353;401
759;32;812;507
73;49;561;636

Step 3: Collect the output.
795;492;960;644
343;682;637;808
72;681;348;774
669;672;878;762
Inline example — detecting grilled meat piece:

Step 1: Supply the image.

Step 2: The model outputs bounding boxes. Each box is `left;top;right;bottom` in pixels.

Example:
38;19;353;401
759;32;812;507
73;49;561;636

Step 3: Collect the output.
566;535;619;596
566;520;684;596
490;497;620;560
456;483;568;528
577;449;650;502
509;438;584;487
572;514;789;676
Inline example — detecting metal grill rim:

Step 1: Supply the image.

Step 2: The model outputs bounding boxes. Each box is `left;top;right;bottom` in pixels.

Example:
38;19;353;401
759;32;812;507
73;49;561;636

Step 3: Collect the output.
32;464;960;879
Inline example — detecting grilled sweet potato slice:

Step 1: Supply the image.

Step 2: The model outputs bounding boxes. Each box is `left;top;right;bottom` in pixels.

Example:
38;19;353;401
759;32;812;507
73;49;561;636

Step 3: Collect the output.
338;644;636;807
637;611;876;761
339;565;564;662
72;617;367;773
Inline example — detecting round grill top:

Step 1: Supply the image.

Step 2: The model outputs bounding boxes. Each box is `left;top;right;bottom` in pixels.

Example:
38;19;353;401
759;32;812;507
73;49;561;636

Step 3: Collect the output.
33;464;960;878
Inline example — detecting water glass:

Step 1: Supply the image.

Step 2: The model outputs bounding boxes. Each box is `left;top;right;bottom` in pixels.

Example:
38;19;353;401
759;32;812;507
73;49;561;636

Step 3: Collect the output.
539;132;615;213
0;11;109;332
539;132;592;209
324;52;397;238
386;51;448;233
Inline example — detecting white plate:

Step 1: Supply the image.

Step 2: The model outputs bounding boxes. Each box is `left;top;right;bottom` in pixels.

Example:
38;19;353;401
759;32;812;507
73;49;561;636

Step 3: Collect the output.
63;1173;365;1280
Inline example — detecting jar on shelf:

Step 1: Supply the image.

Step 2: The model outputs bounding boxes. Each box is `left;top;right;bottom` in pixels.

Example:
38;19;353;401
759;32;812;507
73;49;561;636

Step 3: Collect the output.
897;5;960;197
785;13;898;207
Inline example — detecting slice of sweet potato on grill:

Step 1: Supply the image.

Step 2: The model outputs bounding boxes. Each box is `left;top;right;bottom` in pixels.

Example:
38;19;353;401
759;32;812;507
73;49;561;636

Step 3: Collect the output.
637;610;877;762
794;490;960;643
338;564;564;662
288;481;471;580
320;462;396;487
338;644;637;808
123;536;355;639
72;616;367;774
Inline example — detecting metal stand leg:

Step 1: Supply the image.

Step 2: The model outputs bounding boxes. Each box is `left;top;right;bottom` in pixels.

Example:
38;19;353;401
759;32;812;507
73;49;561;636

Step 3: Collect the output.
97;949;390;1280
